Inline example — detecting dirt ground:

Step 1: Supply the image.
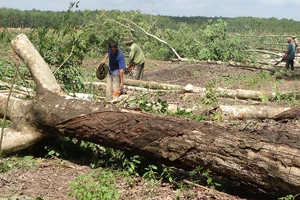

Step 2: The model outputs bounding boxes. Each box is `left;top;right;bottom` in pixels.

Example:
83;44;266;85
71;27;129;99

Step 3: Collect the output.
0;158;246;200
1;59;300;200
84;58;300;98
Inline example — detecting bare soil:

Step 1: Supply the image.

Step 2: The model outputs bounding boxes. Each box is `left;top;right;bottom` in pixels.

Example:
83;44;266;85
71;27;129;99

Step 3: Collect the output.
1;59;300;200
0;158;245;200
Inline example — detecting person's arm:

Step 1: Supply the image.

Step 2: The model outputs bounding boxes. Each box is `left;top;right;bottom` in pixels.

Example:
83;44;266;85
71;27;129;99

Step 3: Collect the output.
119;69;124;89
118;50;126;89
127;45;136;65
100;52;109;64
284;45;291;59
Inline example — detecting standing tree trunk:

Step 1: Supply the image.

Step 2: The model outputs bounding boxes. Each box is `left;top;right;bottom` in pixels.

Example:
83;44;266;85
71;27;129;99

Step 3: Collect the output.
1;34;300;195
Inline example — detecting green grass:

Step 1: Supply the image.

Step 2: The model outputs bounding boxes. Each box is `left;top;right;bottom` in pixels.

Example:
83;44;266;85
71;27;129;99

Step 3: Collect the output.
68;168;120;200
0;155;36;172
221;71;279;90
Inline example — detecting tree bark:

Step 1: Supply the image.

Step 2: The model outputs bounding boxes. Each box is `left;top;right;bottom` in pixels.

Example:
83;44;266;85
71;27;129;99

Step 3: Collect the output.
272;107;300;120
2;34;300;195
56;112;300;194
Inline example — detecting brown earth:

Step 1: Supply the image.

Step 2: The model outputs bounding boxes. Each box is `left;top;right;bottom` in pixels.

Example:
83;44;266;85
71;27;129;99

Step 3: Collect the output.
1;59;300;200
0;158;244;200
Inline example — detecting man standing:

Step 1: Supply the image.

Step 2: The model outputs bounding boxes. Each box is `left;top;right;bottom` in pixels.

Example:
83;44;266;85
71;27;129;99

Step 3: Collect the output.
123;37;146;80
100;40;126;100
284;37;296;71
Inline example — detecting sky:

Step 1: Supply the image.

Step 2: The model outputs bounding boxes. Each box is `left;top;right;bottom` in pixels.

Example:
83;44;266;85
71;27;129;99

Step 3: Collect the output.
1;0;300;21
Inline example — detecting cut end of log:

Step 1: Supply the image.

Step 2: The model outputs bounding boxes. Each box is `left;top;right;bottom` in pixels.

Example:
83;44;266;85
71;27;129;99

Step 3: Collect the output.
184;84;194;92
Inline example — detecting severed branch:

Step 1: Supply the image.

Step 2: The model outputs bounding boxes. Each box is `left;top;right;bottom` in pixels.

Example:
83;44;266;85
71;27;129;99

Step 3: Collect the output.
134;0;160;32
244;49;283;57
102;12;187;61
0;80;33;96
104;16;135;32
123;18;188;61
218;105;291;120
11;34;63;95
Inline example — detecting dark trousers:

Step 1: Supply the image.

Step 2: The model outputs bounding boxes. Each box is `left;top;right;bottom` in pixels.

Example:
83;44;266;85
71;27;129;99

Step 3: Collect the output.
285;59;294;70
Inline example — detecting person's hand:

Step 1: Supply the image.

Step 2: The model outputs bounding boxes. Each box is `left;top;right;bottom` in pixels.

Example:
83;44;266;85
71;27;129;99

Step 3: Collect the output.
283;54;287;59
120;83;124;89
100;59;106;65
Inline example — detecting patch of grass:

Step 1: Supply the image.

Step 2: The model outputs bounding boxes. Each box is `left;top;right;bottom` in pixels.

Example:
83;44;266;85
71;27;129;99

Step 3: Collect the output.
68;168;120;200
0;154;36;172
202;80;218;105
222;71;278;90
173;107;207;121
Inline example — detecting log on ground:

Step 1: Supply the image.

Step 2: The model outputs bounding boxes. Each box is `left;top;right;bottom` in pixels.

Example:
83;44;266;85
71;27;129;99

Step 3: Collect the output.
56;111;300;194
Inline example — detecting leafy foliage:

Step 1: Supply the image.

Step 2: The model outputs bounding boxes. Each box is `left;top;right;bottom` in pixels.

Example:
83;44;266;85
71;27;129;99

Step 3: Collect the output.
138;98;169;114
278;194;299;200
29;3;87;93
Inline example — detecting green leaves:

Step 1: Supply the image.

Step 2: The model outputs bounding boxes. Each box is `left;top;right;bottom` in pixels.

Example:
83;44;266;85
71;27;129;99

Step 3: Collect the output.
0;155;36;172
188;166;221;189
69;169;120;200
138;98;169;114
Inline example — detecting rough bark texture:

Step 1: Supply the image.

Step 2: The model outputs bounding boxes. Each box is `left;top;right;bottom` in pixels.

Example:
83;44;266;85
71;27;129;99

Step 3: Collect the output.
272;107;300;120
56;111;300;194
0;95;26;119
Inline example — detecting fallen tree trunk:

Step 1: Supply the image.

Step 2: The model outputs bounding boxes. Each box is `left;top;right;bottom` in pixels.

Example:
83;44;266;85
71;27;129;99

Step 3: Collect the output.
244;49;283;57
218;105;291;119
56;111;300;195
184;84;300;101
88;80;300;101
2;34;300;195
228;61;277;72
86;81;182;92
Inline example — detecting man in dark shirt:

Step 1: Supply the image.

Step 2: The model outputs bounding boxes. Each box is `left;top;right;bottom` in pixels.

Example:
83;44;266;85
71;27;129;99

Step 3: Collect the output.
100;40;126;100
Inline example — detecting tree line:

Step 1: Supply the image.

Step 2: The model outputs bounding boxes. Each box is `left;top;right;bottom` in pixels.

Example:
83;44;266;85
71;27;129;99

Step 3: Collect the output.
1;7;300;34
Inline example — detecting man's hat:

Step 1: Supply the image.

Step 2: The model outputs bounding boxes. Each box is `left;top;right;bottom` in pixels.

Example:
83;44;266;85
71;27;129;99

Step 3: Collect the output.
96;63;108;80
123;36;133;44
